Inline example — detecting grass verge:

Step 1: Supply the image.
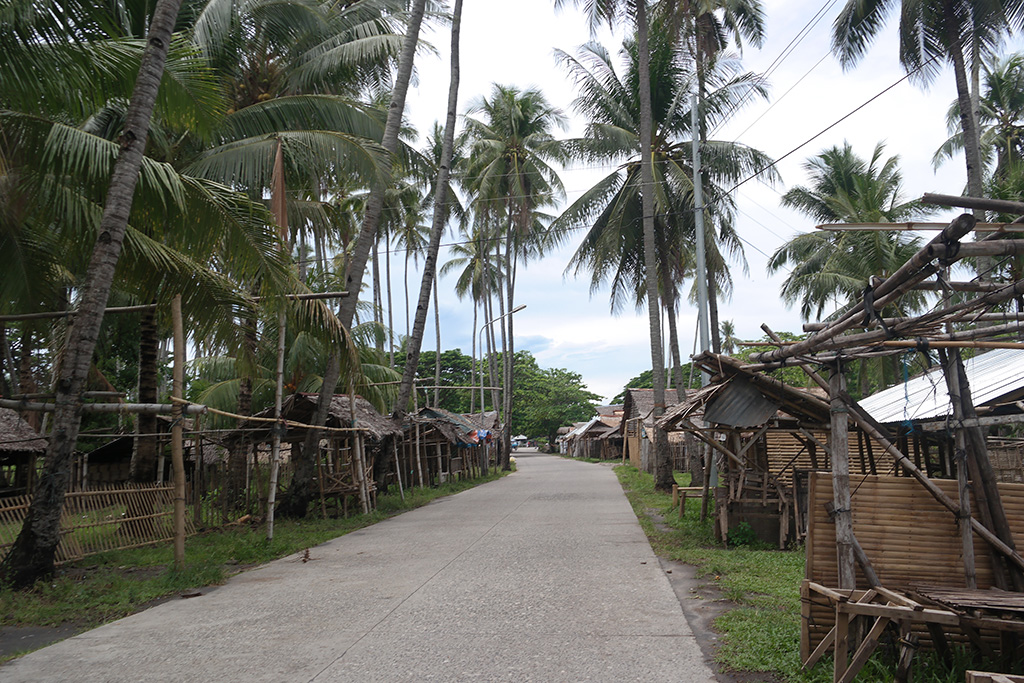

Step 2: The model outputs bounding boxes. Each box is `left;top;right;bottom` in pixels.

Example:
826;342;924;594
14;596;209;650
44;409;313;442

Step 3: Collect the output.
614;465;1006;683
0;469;509;659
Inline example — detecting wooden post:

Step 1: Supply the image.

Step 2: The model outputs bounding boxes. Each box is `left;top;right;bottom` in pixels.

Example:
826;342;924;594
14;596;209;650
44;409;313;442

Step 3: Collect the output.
953;350;1023;590
264;307;286;541
940;350;978;588
393;439;404;501
170;294;185;571
830;362;856;591
700;442;713;521
355;431;369;514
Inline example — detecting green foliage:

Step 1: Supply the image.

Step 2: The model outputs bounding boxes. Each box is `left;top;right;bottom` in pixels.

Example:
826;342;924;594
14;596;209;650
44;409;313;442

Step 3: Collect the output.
514;357;601;442
399;348;600;441
726;522;757;547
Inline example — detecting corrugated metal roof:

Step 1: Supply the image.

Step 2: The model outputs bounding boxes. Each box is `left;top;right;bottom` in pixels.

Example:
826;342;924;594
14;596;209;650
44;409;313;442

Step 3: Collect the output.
858;348;1024;424
704;377;781;428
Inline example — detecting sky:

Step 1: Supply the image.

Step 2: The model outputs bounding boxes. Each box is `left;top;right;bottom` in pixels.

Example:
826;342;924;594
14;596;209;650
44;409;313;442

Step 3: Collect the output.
389;0;1021;403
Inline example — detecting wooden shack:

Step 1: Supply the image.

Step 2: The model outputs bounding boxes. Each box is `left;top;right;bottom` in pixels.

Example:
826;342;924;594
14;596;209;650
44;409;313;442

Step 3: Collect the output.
0;407;46;496
402;407;489;486
231;393;400;515
621;389;683;472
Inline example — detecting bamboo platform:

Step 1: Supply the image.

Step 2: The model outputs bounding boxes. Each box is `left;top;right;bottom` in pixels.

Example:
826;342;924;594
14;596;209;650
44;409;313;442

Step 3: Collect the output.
804;582;1024;683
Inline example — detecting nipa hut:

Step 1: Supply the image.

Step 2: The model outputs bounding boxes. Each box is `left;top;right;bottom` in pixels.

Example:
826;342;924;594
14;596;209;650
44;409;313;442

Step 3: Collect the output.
0;407;47;496
621;389;684;472
403;407;490;485
658;353;835;547
230;393;400;516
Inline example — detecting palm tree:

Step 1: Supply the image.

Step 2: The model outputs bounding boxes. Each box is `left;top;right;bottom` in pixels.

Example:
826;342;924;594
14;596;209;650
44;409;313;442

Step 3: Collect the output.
720;319;738;355
554;35;773;406
556;0;683;490
441;227;501;413
832;0;1024;210
768;142;932;321
0;0;188;587
935;52;1024;184
659;0;765;353
461;84;568;469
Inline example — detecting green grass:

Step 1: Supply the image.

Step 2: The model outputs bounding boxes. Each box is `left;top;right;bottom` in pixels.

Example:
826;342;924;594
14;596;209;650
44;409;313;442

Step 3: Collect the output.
616;466;1023;682
0;469;510;649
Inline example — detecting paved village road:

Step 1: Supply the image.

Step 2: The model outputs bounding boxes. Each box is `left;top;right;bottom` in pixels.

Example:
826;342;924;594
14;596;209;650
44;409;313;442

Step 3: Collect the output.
3;451;716;682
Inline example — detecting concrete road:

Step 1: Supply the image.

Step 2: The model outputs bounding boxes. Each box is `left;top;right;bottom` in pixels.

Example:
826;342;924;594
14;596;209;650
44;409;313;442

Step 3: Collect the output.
3;451;716;682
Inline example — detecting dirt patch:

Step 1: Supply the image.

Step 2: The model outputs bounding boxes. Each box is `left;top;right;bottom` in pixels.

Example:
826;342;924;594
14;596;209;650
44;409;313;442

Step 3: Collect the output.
649;512;782;683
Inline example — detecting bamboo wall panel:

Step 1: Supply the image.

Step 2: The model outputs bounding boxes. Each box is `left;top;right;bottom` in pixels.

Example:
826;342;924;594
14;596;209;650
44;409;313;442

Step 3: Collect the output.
0;483;195;565
988;439;1024;483
765;430;829;486
804;472;1024;653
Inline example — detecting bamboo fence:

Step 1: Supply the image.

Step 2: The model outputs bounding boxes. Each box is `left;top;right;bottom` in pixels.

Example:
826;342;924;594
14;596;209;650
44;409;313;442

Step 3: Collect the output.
0;482;195;564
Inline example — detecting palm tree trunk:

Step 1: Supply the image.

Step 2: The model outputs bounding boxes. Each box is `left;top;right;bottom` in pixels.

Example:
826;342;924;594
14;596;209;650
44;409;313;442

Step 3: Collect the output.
635;0;672;490
655;224;687;402
130;306;160;482
943;0;985;203
372;239;383;350
393;0;462;421
0;0;185;588
485;289;500;413
404;255;411;342
337;0;426;330
386;232;395;368
501;222;515;471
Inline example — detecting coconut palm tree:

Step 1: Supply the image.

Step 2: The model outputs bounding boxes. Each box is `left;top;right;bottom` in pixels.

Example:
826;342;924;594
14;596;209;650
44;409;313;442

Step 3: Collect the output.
767;142;933;321
658;0;765;353
832;0;1024;210
935;52;1024;184
0;0;191;587
556;0;685;490
553;35;774;405
461;84;568;469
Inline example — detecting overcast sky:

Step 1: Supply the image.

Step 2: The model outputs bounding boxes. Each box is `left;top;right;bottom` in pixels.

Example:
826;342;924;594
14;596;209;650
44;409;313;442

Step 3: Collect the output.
392;0;1022;403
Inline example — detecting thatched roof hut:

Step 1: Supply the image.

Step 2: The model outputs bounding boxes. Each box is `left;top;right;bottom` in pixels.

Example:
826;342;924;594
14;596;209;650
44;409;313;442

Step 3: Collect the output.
0;407;47;458
1;407;46;494
232;393;400;443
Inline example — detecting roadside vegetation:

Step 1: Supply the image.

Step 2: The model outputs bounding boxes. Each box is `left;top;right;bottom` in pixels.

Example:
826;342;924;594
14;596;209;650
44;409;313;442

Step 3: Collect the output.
0;472;508;662
615;465;998;683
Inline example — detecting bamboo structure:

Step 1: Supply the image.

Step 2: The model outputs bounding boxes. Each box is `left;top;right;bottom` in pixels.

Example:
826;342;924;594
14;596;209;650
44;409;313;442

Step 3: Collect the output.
722;201;1024;678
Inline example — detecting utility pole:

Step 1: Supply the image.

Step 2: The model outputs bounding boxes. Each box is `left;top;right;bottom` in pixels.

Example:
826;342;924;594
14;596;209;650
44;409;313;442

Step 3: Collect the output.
691;94;710;369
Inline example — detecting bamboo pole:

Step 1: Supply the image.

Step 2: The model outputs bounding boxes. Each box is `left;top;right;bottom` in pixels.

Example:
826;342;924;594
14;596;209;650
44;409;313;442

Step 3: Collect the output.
753;276;1024;365
264;308;286;541
803;312;1024;332
0;398;207;414
393;439;404;502
171;294;185;571
749;214;977;366
922;192;1024;215
265;139;288;541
